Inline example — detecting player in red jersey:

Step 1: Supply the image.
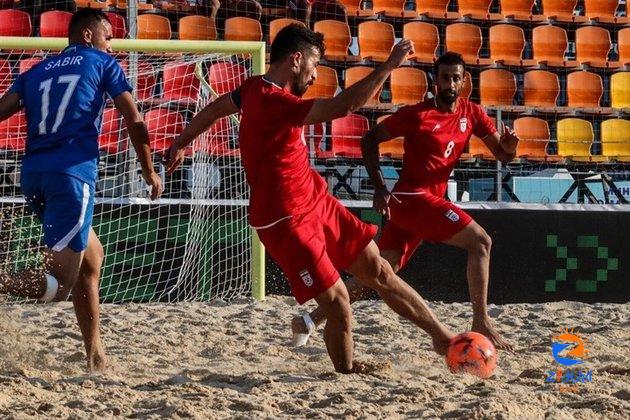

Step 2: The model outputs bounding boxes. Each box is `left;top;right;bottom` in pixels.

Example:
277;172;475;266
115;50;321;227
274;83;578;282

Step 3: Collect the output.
166;24;458;373
292;52;518;350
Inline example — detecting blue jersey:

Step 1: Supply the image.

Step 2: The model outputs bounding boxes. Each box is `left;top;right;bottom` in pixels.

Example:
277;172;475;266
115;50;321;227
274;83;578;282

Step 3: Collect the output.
9;44;131;184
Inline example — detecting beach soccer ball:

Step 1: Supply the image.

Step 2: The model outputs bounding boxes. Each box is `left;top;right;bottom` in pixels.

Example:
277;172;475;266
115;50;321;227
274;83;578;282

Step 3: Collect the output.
446;332;497;378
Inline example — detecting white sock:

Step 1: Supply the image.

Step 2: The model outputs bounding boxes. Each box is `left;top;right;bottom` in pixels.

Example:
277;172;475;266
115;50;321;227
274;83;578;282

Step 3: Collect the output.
40;274;58;303
292;313;316;347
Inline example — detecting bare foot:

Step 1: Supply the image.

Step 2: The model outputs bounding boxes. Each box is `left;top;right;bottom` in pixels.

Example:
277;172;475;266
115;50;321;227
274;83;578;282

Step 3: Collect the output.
472;317;513;351
87;349;108;373
432;332;454;356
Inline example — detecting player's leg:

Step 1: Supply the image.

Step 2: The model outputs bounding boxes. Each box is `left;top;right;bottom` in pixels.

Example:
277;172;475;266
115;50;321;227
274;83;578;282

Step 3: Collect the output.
71;228;107;372
442;221;512;350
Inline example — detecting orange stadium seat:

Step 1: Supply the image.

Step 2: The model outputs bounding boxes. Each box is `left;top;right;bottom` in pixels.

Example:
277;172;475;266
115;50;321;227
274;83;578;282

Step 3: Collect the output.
446;23;492;66
331;114;369;158
418;0;461;19
40;11;72;38
345;66;381;107
137;14;171;40
208;62;247;96
390;67;427;105
163;61;199;104
542;0;587;23
0;111;26;152
372;0;417;18
0;59;11;96
269;18;303;45
532;25;579;68
120;59;155;102
462;71;473;99
358;21;395;62
338;0;375;17
459;0;503;20
146;108;185;154
513;117;551;160
500;0;545;21
601;119;630;160
567;71;609;113
313;20;358;62
204;117;240;157
610;72;629;109
99;108;123;155
179;15;216;40
556;118;597;161
19;57;43;73
403;22;439;64
376;116;404;159
224;17;262;41
303;65;338;99
479;69;517;108
489;24;536;67
618;28;630;66
523;70;560;110
584;0;622;23
0;9;32;36
468;136;494;160
575;26;614;69
105;12;126;39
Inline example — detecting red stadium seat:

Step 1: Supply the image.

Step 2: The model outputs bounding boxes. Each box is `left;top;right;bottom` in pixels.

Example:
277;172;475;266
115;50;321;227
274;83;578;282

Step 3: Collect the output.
105;12;127;39
98;108;125;155
0;111;26;152
0;59;12;96
0;9;32;36
120;59;156;103
331;114;369;158
145;108;185;154
163;61;199;104
208;62;248;96
203;117;240;157
40;11;73;38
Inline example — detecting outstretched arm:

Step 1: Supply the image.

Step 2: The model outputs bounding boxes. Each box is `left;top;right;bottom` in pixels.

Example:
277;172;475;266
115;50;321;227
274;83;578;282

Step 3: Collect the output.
302;40;414;125
0;92;21;122
362;122;399;219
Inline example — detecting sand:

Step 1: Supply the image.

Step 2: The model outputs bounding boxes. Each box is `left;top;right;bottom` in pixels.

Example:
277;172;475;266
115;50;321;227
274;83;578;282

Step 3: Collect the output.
0;296;628;419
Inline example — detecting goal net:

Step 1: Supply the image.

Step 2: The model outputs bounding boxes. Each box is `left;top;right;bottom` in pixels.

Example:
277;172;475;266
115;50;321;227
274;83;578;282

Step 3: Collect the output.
0;38;265;303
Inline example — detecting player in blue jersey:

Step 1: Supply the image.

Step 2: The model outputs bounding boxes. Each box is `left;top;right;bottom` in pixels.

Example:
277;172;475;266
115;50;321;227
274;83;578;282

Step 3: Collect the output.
0;8;163;372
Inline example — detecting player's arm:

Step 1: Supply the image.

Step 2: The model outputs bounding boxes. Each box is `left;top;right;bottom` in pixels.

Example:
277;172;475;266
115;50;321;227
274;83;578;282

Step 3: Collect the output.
165;93;238;175
302;40;414;125
482;128;520;164
114;91;163;200
0;92;22;122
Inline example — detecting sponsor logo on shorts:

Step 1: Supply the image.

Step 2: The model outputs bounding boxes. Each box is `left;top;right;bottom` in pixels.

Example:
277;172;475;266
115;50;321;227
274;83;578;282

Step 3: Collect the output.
459;118;468;132
445;209;460;222
299;269;314;287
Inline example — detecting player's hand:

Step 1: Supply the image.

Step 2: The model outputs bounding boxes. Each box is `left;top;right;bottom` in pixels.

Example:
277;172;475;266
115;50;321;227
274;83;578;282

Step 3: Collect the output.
373;186;400;220
500;126;520;154
385;39;415;70
143;170;163;201
164;140;186;176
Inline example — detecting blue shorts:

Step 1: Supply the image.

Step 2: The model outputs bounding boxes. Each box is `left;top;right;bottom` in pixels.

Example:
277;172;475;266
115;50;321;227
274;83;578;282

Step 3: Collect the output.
21;173;95;252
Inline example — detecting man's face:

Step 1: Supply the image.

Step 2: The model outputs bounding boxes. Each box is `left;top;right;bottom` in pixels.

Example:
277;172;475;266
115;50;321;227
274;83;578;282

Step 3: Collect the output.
86;20;113;53
290;46;320;97
435;63;465;105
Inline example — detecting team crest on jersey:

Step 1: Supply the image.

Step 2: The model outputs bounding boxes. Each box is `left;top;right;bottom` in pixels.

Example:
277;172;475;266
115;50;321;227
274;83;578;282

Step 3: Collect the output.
459;118;468;132
299;269;314;287
445;209;460;222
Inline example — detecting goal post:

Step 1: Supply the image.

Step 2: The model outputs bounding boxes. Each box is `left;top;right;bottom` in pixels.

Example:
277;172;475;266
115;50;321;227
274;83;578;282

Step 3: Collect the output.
0;36;266;302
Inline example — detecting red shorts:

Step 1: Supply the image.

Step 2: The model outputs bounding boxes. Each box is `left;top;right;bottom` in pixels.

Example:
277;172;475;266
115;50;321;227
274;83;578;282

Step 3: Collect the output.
256;193;377;304
377;191;473;269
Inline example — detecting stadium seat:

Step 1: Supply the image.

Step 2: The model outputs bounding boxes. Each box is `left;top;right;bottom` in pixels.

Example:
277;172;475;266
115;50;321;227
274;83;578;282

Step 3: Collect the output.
372;0;416;18
99;108;123;155
523;70;561;111
567;71;610;113
462;71;473;99
358;21;395;63
500;0;545;21
162;61;199;104
331;114;369;158
446;23;492;66
345;66;382;107
0;59;11;96
614;28;630;67
376;116;404;159
489;24;536;67
120;60;155;103
204;117;240;157
418;0;461;19
513;117;551;161
542;0;587;23
224;17;262;42
40;11;73;38
610;72;629;109
575;26;614;69
338;0;375;17
313;20;358;62
390;67;427;105
458;0;503;20
145;108;185;154
402;22;439;64
479;69;518;108
583;0;626;23
19;57;43;73
137;14;171;40
0;111;26;152
468;132;494;160
269;18;303;45
105;12;126;39
600;119;630;161
556;118;596;161
208;62;248;96
532;25;579;68
179;15;216;40
0;9;32;36
303;65;338;99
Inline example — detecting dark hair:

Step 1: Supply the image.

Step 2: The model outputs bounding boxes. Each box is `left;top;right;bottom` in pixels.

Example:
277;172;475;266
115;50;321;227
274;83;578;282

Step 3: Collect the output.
433;52;466;77
68;8;110;39
269;24;325;64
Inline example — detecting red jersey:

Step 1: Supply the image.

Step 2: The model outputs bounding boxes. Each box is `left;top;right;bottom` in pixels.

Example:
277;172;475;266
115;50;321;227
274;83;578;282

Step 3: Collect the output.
234;76;326;228
384;98;496;197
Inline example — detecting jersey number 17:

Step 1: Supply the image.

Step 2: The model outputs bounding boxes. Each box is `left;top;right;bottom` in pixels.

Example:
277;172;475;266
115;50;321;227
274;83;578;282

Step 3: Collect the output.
38;74;81;135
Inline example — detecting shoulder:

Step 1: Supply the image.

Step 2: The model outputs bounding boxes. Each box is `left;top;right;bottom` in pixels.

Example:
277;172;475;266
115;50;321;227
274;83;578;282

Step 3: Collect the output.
460;98;485;116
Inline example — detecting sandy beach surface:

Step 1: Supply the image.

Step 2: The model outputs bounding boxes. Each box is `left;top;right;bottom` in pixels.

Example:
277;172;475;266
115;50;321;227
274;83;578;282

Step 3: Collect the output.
0;296;628;419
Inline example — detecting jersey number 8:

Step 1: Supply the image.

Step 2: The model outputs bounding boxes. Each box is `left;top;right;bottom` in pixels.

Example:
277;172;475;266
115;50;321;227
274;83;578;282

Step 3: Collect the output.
444;140;455;158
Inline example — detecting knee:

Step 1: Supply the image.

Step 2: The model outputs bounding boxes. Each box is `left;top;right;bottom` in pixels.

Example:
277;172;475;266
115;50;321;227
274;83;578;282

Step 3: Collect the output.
370;257;397;291
473;229;492;256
